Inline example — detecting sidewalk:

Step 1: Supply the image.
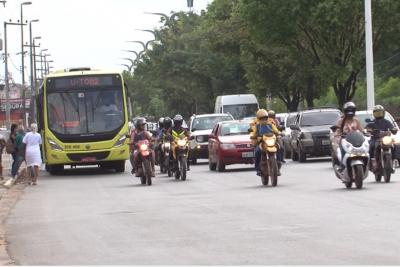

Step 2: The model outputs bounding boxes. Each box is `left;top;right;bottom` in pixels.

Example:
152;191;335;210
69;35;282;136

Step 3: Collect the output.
0;154;28;265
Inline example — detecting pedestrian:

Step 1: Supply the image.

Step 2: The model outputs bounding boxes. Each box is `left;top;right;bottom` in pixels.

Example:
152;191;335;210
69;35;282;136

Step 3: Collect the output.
6;123;18;179
14;124;26;178
0;134;6;181
23;123;42;185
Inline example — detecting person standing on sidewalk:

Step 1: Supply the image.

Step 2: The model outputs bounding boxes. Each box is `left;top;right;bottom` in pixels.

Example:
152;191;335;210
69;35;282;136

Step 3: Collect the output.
23;123;42;185
0;134;6;180
8;124;18;179
14;125;26;179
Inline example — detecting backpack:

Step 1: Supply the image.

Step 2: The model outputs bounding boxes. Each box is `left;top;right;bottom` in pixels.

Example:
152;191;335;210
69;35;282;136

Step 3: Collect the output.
5;138;16;154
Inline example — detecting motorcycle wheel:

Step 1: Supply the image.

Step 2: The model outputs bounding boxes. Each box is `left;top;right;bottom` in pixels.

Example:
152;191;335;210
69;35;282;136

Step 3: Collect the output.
345;182;352;188
261;175;269;186
354;165;364;189
383;156;392;183
375;174;382;182
167;170;172;177
269;154;278;187
143;159;152;186
180;157;187;181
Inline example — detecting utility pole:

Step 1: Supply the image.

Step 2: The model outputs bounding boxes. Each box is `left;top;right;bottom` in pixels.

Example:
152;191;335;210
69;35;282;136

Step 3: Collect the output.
365;0;375;110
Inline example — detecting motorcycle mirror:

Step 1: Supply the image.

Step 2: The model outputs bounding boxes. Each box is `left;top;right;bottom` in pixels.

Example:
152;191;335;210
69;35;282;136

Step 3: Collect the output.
330;125;339;132
365;118;372;123
248;128;253;133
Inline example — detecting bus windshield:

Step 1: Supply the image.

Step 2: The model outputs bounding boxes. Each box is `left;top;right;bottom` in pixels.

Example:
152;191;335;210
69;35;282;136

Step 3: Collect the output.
223;104;258;119
47;88;124;135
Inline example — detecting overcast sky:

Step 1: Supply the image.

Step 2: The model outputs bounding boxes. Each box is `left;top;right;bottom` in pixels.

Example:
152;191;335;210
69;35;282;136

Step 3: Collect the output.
0;0;212;84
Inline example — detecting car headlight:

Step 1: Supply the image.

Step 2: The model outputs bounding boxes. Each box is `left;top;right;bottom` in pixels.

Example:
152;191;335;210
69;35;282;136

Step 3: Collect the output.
220;143;235;150
140;144;148;151
265;138;276;147
177;139;187;147
382;136;393;146
301;132;313;139
47;138;63;151
113;135;127;148
196;135;205;143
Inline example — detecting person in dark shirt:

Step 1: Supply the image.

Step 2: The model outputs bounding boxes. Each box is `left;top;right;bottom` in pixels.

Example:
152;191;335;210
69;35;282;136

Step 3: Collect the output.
366;105;398;161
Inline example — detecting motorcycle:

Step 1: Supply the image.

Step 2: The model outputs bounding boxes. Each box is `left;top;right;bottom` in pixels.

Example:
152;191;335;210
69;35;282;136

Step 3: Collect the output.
172;136;189;180
259;133;281;186
370;129;397;183
161;140;173;177
135;140;153;186
331;127;369;189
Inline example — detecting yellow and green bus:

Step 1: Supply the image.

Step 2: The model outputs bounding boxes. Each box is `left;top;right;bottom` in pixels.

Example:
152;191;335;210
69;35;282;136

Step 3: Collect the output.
37;68;130;174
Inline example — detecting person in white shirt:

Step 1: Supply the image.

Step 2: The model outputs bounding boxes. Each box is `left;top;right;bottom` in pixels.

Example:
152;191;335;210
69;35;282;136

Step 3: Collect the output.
23;123;42;185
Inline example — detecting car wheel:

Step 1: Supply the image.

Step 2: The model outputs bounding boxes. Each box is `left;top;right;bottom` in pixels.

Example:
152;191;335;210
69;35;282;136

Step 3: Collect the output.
299;147;307;163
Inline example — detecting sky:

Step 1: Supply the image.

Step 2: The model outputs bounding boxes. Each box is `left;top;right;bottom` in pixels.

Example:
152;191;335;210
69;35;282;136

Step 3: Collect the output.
0;0;212;85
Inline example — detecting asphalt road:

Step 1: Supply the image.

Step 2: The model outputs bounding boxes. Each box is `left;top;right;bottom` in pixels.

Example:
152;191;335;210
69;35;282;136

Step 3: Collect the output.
6;159;400;265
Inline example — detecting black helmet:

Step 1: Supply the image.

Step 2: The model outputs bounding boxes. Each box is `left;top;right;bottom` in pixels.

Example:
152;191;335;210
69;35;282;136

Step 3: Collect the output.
373;105;385;119
343;102;356;118
164;117;172;129
135;117;147;130
158;117;165;128
173;114;183;127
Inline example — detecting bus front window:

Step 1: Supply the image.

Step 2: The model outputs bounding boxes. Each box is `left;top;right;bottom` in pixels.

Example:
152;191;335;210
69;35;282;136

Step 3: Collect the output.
47;89;124;135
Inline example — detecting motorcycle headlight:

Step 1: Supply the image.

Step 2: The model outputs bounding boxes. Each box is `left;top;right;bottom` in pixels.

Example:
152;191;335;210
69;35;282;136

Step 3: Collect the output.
177;139;187;147
164;142;170;148
265;138;276;147
196;135;204;143
140;144;148;151
220;143;235;150
113;135;127;148
47;138;63;151
382;136;393;146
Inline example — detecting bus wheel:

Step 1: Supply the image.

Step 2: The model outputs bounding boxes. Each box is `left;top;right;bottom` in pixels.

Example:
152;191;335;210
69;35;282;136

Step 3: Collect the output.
49;164;64;175
115;161;125;173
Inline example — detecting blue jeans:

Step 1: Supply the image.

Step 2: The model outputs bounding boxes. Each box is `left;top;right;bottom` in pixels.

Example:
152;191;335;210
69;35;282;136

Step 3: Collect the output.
255;146;261;172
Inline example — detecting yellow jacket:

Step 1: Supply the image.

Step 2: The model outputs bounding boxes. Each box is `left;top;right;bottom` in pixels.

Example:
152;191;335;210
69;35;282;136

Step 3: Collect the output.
249;119;280;145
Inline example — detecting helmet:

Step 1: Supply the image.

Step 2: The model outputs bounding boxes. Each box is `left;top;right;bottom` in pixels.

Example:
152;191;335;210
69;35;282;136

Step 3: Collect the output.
343;102;356;118
268;110;276;118
256;109;268;120
164;117;172;129
373;105;385;119
135;117;147;130
173;114;184;127
158;117;165;128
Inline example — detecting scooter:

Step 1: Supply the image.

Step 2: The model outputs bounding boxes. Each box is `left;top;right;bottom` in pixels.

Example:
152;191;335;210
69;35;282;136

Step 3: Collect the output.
331;127;369;189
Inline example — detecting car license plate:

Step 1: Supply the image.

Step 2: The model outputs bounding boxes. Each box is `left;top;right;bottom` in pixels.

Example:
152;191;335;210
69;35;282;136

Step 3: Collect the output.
81;157;96;162
242;152;254;158
322;140;330;145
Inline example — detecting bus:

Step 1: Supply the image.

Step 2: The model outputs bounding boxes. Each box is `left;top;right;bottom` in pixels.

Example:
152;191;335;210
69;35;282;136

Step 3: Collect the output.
36;68;130;174
214;94;259;119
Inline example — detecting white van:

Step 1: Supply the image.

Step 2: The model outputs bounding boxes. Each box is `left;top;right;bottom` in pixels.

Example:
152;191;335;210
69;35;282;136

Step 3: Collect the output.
214;94;259;119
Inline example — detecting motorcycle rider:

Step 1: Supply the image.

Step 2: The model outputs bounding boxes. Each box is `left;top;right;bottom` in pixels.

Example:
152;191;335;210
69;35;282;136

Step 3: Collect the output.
154;117;165;165
130;118;155;176
167;114;190;171
333;102;363;171
252;109;281;176
365;105;397;171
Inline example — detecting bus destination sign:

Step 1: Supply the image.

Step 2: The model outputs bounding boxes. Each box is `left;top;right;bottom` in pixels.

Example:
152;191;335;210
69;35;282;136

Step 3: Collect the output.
48;75;119;90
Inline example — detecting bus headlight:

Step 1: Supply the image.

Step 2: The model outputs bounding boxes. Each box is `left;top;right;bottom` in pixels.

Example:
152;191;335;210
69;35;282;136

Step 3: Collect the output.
47;138;63;151
113;135;127;148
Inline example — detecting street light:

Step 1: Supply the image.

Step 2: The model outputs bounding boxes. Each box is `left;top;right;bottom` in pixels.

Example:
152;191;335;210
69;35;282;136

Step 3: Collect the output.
4;20;26;129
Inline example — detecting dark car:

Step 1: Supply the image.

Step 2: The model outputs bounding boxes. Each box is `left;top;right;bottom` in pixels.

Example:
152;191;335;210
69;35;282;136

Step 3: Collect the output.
289;108;342;162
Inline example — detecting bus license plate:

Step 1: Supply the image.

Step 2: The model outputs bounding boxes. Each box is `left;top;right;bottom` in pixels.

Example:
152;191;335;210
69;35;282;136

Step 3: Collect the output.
81;157;96;162
242;152;254;158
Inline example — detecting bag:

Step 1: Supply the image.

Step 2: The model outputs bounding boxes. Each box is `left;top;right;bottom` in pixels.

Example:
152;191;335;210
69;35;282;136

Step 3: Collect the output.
5;138;16;154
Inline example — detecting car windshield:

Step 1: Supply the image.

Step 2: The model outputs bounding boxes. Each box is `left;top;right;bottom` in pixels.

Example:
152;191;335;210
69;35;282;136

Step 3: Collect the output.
47;89;124;135
356;113;395;128
300;111;340;127
220;122;250;136
192;116;232;131
223;104;258;120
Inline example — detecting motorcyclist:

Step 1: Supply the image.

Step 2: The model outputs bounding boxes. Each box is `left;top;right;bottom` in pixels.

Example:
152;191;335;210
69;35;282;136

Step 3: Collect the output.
154;117;165;165
130;118;155;176
365;105;398;171
253;109;281;176
333;102;363;171
167;114;190;171
268;110;285;163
